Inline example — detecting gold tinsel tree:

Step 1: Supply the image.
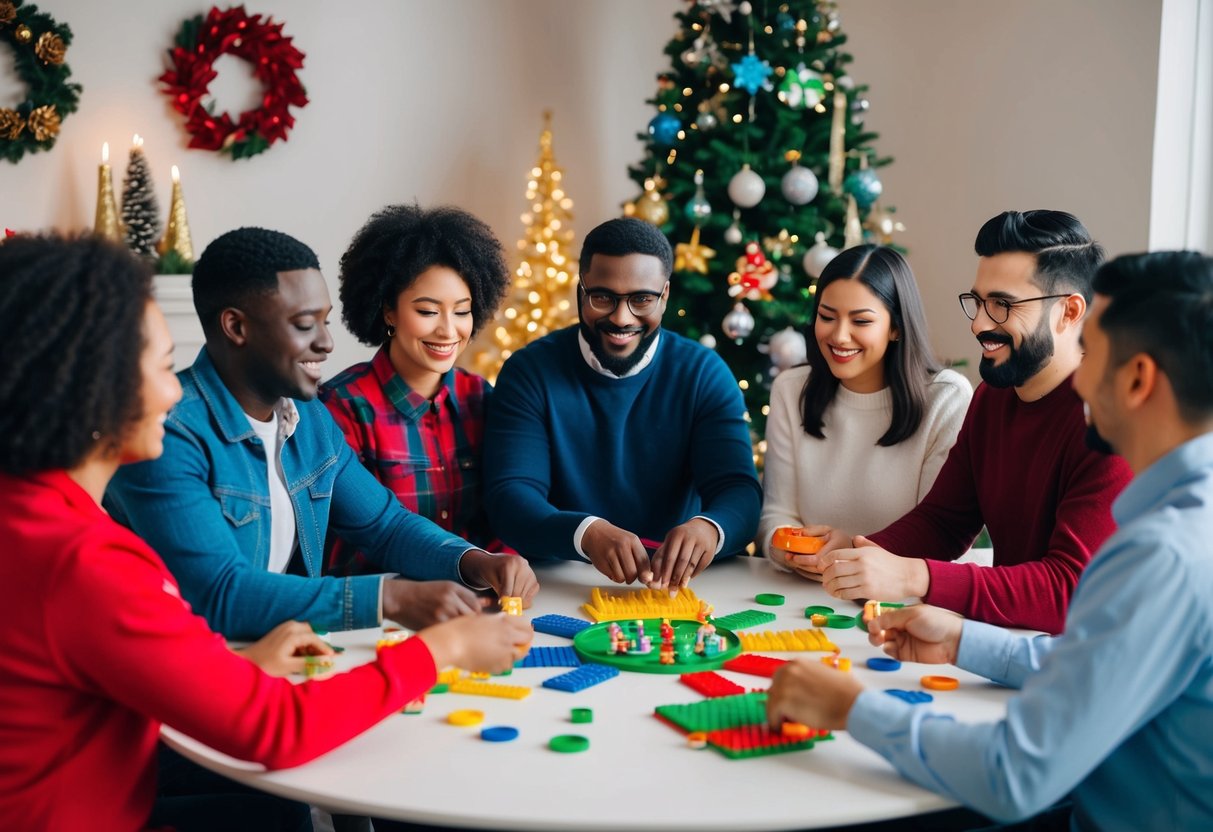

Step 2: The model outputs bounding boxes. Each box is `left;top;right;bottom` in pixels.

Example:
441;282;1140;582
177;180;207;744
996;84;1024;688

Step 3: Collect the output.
470;111;578;383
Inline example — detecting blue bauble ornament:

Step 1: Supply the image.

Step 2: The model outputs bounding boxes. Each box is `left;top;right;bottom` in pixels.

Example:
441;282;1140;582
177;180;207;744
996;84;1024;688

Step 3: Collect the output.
648;113;681;148
844;168;883;209
684;195;712;223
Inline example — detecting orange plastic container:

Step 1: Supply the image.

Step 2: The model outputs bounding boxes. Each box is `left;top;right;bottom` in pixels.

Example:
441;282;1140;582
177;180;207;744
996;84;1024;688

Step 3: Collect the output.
771;526;826;555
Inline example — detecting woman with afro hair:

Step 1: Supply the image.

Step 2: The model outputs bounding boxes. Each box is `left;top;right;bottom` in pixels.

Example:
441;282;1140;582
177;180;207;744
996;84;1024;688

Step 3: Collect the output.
0;235;529;830
321;205;515;575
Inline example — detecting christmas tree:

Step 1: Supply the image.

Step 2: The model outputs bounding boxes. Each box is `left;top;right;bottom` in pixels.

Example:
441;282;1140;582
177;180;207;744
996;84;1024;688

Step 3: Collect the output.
470;111;578;383
627;0;902;442
121;135;161;259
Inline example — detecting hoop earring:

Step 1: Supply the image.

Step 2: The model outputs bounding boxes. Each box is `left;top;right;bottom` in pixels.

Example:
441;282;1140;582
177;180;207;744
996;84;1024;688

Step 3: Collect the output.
385;324;396;339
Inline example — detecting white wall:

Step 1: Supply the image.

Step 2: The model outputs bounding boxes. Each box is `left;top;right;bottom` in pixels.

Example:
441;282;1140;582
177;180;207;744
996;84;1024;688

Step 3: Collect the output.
1;0;1162;382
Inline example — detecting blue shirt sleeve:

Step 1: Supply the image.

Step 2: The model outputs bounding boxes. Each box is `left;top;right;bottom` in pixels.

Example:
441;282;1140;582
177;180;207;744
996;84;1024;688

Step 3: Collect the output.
846;532;1205;823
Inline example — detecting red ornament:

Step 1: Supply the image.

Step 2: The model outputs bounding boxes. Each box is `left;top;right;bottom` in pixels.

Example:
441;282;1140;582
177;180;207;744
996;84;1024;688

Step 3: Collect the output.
159;5;307;159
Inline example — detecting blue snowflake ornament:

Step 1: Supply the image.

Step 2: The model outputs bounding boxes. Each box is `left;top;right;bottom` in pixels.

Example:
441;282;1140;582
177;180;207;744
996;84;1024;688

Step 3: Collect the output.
732;53;773;95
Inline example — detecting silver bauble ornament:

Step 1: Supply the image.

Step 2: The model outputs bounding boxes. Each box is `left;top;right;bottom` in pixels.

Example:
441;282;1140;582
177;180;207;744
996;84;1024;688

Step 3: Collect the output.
722;302;756;340
802;234;839;279
767;327;808;374
780;165;820;205
738;1;753;14
681;48;703;68
695;110;718;130
727;165;766;209
699;333;718;350
724;223;743;245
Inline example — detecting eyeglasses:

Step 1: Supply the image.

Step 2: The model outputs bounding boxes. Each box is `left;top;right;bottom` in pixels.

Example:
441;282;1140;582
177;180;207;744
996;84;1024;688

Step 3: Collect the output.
579;281;668;317
958;291;1072;324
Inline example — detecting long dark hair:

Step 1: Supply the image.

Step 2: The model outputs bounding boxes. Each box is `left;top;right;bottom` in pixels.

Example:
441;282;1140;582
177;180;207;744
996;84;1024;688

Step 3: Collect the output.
800;245;940;446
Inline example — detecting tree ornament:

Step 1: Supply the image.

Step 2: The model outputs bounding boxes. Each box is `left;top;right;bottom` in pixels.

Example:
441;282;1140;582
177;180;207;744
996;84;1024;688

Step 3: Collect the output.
802;232;839;278
827;88;847;193
762;228;797;262
683;168;712;224
777;63;825;110
681;42;703;68
648;112;681;148
731;53;774;95
0;1;81;163
722;302;755;341
843;165;882;209
728;241;778;302
695;108;718;131
675;226;717;274
843;195;864;248
698;0;738;23
864;201;906;245
728;164;765;208
781;151;819;205
738;1;753;15
635;176;670;226
122;135;162;259
160;6;308;160
699;333;718;350
767;327;807;375
724;219;743;246
850;96;870;125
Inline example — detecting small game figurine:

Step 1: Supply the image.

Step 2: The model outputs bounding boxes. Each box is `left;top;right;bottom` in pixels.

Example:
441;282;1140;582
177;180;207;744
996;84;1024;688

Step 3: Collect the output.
500;596;524;617
632;619;652;654
659;618;675;665
695;618;717;656
606;621;628;655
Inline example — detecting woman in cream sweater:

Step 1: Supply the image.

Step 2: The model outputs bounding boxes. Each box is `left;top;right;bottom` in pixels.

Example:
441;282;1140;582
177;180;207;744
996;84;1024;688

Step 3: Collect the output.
759;245;971;577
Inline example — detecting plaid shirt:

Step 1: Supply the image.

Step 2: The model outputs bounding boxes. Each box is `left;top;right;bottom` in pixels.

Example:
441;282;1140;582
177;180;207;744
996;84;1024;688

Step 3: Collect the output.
320;348;508;576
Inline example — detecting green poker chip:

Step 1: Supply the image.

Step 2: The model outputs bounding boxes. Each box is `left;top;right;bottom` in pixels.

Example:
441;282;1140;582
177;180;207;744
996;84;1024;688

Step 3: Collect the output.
803;605;835;618
570;708;593;724
755;593;786;606
549;734;590;753
823;614;857;629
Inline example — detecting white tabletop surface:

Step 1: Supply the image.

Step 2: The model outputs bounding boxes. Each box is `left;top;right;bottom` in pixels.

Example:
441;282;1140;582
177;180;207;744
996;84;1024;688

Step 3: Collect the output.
163;554;1012;831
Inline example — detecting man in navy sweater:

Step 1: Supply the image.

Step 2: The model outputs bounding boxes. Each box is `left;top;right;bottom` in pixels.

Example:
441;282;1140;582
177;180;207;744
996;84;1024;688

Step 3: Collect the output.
483;218;761;590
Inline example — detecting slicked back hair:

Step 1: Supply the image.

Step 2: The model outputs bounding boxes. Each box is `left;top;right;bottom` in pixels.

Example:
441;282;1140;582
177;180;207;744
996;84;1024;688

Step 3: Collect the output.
974;210;1105;301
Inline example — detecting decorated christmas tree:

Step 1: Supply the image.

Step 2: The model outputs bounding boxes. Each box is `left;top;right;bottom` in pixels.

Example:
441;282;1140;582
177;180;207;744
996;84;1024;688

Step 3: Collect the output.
121;135;161;259
470;111;578;383
627;0;902;441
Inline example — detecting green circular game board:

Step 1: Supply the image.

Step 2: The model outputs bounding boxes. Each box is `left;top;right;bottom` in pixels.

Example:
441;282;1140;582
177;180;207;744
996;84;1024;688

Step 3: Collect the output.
572;618;742;674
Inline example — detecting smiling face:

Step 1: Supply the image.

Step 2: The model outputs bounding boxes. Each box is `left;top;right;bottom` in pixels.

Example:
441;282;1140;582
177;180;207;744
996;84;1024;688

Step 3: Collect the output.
236;268;334;413
385;265;473;396
814;277;897;393
577;253;669;376
121;301;183;463
971;252;1059;389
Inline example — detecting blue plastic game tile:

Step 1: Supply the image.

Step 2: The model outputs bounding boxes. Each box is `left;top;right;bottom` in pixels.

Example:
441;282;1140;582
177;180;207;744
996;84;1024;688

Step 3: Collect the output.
885;689;933;704
866;657;902;672
531;614;592;638
515;646;583;668
542;663;620;692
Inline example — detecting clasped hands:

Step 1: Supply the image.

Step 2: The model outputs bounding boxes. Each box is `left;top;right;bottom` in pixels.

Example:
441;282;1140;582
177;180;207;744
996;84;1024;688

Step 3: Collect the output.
773;525;929;602
581;517;718;591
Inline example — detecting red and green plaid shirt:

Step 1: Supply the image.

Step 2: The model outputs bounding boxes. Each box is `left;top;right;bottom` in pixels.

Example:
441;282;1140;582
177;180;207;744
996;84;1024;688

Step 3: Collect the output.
320;348;508;576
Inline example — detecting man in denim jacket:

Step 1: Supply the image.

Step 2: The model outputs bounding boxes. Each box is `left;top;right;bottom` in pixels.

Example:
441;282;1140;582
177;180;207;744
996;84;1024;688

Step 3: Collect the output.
106;228;537;640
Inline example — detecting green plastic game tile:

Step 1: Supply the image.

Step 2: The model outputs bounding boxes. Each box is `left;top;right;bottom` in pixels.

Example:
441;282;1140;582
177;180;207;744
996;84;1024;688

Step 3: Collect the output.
712;609;778;630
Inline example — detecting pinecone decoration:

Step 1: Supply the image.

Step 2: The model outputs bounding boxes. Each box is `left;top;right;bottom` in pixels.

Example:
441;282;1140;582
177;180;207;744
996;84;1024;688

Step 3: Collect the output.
27;105;59;142
34;32;67;65
0;108;24;140
0;2;16;25
122;143;162;258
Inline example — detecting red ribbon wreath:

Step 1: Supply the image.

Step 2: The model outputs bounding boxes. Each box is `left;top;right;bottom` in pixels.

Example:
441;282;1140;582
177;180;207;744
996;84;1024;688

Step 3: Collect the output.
159;5;306;160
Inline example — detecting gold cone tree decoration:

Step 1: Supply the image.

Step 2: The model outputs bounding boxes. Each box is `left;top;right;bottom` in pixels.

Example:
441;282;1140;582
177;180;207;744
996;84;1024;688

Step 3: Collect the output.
157;164;194;271
469;111;577;383
94;142;123;241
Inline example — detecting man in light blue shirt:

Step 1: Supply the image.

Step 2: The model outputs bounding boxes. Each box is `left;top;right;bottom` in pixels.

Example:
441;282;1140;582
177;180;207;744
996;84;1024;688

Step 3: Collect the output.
767;251;1213;831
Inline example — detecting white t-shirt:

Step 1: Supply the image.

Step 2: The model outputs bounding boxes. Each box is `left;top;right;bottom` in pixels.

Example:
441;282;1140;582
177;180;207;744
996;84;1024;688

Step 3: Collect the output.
246;410;298;574
758;365;973;562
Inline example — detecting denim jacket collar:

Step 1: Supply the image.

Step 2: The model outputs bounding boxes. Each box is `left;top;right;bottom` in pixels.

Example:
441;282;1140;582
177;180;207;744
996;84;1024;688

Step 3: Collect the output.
185;347;299;444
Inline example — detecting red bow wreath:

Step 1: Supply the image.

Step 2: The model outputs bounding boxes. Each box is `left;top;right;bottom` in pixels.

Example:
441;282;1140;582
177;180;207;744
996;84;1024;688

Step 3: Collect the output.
159;5;306;160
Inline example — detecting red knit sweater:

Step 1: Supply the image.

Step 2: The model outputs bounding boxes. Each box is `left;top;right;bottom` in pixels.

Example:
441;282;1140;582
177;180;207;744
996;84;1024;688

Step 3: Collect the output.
868;377;1132;633
0;470;438;832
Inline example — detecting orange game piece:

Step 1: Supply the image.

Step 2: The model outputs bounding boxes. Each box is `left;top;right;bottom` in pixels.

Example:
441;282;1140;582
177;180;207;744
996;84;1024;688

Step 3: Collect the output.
781;721;811;739
920;675;959;691
821;653;851;671
771;526;825;555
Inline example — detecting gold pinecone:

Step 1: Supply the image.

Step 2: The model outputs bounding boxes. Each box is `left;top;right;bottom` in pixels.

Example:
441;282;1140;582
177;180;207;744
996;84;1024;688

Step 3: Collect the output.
27;105;60;141
0;2;16;25
14;22;30;42
35;31;66;65
0;108;24;140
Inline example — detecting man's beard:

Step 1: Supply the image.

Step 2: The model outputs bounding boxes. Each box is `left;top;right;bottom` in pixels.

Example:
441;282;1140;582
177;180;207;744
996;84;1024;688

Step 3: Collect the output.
978;316;1055;389
580;318;660;376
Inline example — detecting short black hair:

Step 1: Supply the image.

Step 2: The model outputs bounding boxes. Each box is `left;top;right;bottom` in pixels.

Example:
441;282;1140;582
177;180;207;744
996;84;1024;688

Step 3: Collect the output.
0;235;151;474
801;245;941;446
338;204;509;346
192;227;320;335
580;217;673;277
974;210;1105;301
1093;251;1213;422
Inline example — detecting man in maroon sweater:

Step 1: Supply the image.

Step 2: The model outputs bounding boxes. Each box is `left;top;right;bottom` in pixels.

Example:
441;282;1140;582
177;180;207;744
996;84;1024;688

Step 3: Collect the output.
809;211;1132;633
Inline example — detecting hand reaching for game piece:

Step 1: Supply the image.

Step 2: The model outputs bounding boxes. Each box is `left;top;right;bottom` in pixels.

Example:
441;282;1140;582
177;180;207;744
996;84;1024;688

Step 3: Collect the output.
234;620;335;677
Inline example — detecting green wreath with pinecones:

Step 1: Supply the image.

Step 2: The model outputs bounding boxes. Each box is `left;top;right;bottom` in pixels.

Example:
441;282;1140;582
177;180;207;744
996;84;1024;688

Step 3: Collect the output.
0;1;82;164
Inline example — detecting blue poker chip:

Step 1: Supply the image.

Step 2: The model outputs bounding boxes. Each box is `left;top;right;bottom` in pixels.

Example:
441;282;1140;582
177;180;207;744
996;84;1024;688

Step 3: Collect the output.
866;657;902;672
480;725;520;743
885;689;933;704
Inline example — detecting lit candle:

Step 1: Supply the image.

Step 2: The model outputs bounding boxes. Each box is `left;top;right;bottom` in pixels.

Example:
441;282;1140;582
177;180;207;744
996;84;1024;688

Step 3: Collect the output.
157;164;194;263
94;142;122;240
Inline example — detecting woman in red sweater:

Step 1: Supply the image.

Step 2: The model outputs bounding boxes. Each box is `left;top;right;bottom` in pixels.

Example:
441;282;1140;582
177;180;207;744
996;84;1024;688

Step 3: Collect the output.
0;236;532;832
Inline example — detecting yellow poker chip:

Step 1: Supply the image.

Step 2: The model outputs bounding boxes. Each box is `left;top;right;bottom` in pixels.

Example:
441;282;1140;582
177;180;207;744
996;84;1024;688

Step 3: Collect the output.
447;709;485;727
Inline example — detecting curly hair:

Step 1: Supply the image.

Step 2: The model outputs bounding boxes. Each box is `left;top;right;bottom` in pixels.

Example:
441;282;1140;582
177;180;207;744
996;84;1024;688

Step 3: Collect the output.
193;227;321;335
0;235;152;474
338;205;510;346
